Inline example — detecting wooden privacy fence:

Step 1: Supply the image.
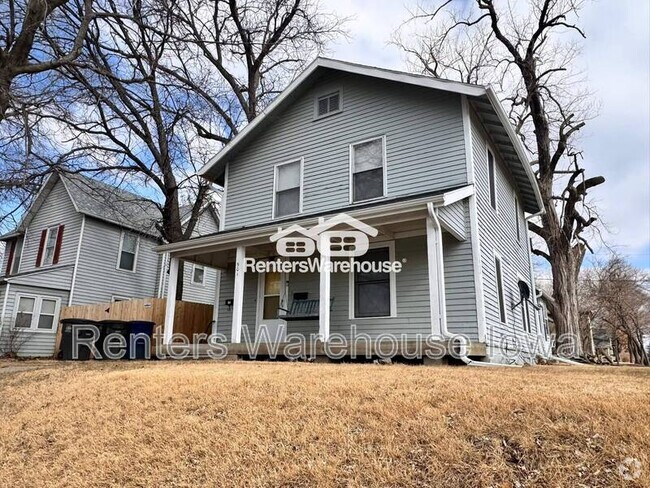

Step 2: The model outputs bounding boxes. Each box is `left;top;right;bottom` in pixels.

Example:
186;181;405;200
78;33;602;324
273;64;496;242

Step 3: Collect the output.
57;298;214;354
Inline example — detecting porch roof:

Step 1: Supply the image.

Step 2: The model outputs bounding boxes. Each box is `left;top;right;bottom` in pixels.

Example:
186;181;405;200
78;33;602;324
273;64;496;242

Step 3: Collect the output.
156;185;473;258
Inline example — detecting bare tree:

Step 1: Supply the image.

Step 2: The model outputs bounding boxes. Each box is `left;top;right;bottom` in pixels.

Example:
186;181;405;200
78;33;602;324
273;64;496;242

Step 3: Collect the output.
0;0;94;120
17;0;344;298
396;0;605;355
582;256;650;366
154;0;346;142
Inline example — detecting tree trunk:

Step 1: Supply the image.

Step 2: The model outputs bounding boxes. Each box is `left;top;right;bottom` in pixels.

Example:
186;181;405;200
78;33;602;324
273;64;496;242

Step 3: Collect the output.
549;248;584;357
0;74;11;121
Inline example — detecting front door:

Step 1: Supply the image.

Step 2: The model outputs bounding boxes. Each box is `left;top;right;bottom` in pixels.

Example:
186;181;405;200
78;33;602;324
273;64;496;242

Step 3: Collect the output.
256;272;288;341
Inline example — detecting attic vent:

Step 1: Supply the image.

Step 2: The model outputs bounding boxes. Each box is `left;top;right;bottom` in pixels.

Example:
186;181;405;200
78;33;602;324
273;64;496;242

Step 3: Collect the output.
316;91;340;117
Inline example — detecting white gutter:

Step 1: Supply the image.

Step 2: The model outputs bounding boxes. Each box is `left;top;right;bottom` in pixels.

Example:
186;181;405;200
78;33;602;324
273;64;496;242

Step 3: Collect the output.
427;202;521;368
156;189;467;255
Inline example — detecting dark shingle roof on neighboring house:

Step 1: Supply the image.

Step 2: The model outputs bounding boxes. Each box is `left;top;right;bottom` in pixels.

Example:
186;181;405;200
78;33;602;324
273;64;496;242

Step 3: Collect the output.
61;173;162;236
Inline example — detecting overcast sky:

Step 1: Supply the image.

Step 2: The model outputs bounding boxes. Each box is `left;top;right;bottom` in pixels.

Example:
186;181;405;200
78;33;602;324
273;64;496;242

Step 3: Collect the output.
326;0;650;270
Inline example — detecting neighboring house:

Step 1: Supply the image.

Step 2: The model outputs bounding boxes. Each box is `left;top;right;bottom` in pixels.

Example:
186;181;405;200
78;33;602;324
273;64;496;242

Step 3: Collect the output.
157;58;548;363
0;173;219;357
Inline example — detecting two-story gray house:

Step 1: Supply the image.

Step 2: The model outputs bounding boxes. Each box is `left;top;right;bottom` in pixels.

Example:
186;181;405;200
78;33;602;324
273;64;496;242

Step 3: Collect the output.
0;172;219;357
157;58;547;364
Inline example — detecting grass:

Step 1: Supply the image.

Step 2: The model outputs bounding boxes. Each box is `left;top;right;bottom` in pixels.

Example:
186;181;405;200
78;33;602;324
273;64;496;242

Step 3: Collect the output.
0;361;648;487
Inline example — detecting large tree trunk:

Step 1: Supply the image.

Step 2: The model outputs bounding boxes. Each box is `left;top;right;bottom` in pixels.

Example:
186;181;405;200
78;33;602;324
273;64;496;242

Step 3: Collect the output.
549;249;584;357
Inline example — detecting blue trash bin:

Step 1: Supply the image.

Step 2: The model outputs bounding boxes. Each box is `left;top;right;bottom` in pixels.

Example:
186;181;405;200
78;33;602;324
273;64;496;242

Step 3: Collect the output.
129;321;155;359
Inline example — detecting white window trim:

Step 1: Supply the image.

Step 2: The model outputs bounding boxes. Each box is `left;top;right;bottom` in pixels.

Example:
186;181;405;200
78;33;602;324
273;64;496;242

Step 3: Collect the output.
494;252;508;325
517;273;534;335
486;146;498;214
191;263;206;286
12;293;61;333
349;135;388;204
116;230;140;273
42;225;60;267
514;191;522;245
272;158;304;220
348;241;397;320
313;89;343;120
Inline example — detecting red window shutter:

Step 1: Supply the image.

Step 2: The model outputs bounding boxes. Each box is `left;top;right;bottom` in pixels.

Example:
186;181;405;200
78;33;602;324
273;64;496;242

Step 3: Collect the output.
53;225;65;265
5;240;15;275
35;229;47;267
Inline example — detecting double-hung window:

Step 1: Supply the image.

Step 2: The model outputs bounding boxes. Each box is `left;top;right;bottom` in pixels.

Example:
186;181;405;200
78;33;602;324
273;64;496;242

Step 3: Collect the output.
274;159;303;218
353;246;393;318
118;231;139;271
514;196;521;241
14;295;60;332
36;225;64;267
350;136;386;203
488;149;497;210
495;255;507;323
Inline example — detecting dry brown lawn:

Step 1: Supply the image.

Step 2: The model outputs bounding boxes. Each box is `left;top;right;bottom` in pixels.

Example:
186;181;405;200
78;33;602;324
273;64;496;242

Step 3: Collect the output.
0;360;648;487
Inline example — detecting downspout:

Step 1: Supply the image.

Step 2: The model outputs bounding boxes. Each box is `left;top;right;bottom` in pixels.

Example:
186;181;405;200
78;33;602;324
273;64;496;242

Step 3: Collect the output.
0;283;10;345
68;215;86;306
427;203;521;368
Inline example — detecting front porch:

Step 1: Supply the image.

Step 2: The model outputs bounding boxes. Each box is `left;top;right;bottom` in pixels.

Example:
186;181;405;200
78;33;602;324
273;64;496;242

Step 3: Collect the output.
158;187;486;358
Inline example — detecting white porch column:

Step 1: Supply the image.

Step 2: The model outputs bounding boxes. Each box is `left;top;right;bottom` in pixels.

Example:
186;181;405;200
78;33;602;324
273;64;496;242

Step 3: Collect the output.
231;246;246;343
426;205;447;337
163;256;180;345
319;237;331;342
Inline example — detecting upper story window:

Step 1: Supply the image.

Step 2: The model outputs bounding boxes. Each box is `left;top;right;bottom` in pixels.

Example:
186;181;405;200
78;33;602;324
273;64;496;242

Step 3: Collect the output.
315;91;341;118
350;136;386;203
4;237;23;275
514;195;521;242
36;225;64;267
192;264;205;285
273;159;303;218
117;231;139;272
487;148;497;211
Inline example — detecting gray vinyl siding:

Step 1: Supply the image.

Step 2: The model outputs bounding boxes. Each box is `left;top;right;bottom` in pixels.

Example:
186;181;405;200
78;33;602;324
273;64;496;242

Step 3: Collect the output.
442;203;479;338
181;263;218;305
72;217;160;305
8;180;82;290
224;72;468;229
213;235;479;341
438;200;466;240
0;283;69;357
159;211;221;305
471;113;540;358
213;264;257;342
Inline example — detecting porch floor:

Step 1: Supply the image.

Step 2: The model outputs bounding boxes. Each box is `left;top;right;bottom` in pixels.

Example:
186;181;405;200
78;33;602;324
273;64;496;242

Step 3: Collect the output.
157;340;487;359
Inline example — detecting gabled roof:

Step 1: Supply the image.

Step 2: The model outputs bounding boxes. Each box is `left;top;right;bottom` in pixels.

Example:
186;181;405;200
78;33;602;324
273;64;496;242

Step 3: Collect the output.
1;172;162;240
198;57;543;214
